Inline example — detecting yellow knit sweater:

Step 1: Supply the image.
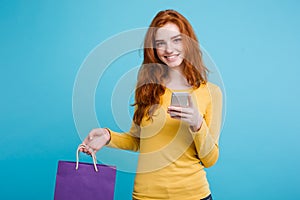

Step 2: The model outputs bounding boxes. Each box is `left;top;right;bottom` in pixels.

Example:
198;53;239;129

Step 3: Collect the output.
107;82;222;200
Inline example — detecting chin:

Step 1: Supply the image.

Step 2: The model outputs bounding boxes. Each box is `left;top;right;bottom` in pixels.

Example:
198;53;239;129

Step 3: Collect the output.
165;60;183;68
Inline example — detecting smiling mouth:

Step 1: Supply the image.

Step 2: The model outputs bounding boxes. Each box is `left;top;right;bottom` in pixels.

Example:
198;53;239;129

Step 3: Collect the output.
164;54;180;61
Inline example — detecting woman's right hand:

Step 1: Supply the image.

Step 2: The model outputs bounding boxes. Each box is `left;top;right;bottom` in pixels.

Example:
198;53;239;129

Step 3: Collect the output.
79;128;111;155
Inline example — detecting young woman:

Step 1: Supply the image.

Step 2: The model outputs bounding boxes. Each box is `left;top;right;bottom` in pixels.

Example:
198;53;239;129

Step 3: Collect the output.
80;9;222;200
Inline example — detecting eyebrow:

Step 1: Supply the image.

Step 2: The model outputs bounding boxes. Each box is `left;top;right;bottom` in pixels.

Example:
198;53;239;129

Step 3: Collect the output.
155;34;182;42
171;34;182;39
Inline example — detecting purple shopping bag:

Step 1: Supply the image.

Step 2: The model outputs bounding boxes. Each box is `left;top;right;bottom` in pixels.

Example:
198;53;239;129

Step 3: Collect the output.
54;145;116;200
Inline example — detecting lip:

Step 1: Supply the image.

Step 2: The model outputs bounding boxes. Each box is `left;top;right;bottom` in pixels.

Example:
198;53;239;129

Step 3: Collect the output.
164;54;180;62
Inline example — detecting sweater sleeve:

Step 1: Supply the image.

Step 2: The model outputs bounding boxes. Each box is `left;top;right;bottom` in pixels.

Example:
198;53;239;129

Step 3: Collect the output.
106;121;140;152
190;84;223;168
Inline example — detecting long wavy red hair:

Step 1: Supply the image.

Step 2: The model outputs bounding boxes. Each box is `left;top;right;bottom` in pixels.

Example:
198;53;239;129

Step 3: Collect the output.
133;9;208;125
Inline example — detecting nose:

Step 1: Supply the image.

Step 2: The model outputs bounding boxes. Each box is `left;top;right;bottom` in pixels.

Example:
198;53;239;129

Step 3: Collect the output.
165;42;174;53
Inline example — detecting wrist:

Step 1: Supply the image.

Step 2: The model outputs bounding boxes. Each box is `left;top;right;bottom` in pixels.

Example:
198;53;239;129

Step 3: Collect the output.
104;128;111;145
190;124;200;132
190;115;203;132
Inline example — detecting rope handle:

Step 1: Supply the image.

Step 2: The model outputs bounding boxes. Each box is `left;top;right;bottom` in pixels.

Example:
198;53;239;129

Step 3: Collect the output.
76;144;98;172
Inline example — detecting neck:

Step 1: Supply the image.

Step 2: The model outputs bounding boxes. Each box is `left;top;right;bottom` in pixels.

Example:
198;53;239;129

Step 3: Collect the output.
165;67;191;90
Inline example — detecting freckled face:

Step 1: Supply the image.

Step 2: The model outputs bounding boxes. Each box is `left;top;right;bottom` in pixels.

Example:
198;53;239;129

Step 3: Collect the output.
155;23;184;68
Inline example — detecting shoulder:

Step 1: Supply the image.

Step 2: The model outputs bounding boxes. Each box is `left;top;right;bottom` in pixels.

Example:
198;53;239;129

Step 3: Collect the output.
192;82;222;105
205;82;221;91
196;82;222;96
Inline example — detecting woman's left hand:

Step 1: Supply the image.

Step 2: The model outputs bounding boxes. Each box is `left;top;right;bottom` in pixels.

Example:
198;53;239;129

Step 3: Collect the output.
167;95;203;131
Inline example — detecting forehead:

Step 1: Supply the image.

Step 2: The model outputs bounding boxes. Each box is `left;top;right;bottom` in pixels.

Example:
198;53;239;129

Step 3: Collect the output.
155;23;181;40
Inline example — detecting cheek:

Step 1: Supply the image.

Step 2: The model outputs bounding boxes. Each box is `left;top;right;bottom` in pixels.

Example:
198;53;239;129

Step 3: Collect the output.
156;49;165;59
177;45;185;58
176;43;184;53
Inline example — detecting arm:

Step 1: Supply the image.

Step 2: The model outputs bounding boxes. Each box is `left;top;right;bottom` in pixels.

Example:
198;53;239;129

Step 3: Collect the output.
106;121;140;152
79;121;140;155
190;85;223;168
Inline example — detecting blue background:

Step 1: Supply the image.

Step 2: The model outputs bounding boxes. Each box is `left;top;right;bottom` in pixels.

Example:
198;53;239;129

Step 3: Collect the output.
1;0;299;199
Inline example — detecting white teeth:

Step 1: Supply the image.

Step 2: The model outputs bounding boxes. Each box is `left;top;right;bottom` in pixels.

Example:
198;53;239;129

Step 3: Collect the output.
165;55;178;59
167;55;176;58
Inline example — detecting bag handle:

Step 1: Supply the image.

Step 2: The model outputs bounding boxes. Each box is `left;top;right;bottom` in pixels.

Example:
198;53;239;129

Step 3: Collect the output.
76;144;98;172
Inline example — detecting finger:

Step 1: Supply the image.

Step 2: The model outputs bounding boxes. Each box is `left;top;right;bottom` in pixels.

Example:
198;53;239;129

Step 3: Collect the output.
178;112;192;119
169;110;189;120
85;146;94;154
83;148;88;154
169;106;193;115
80;145;91;155
168;110;182;118
179;107;194;115
82;138;89;146
173;112;192;120
168;106;183;113
171;115;190;124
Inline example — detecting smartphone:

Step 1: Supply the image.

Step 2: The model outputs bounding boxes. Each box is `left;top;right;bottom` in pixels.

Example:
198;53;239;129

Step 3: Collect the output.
170;92;189;117
171;92;189;107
